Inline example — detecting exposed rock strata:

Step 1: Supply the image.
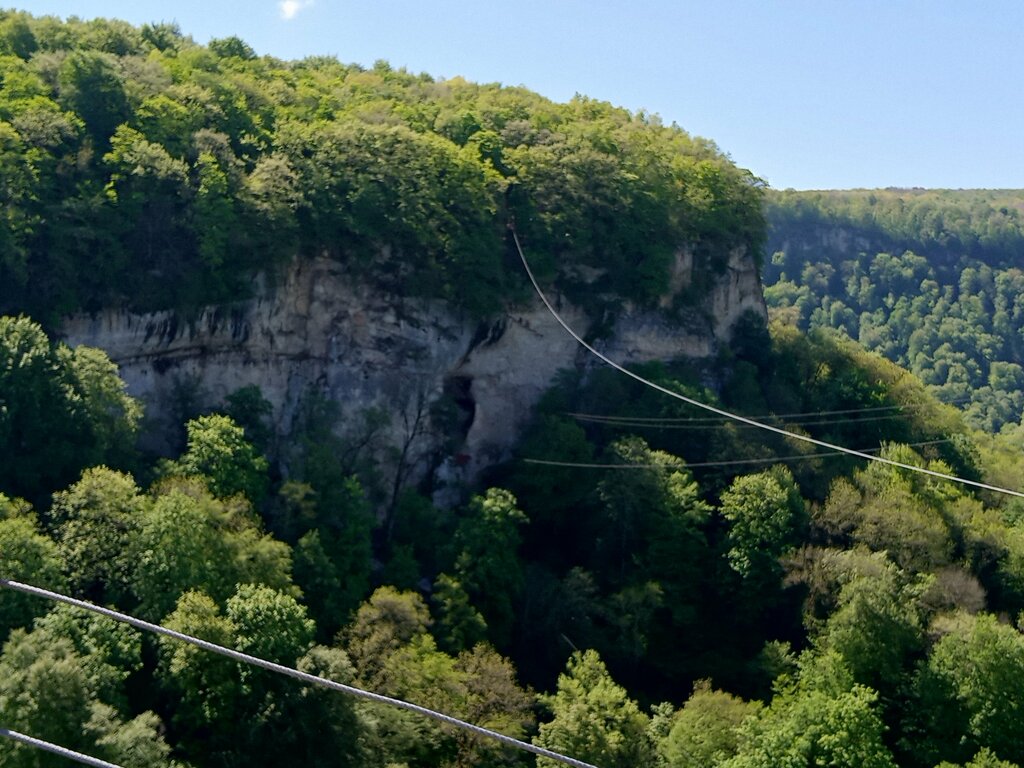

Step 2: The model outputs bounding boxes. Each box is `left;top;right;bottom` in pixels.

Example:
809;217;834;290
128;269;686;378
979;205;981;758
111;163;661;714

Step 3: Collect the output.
61;251;765;500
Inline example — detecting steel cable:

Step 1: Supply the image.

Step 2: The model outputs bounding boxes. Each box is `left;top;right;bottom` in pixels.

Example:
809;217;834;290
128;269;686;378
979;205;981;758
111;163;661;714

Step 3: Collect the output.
510;226;1024;499
0;728;124;768
0;579;598;768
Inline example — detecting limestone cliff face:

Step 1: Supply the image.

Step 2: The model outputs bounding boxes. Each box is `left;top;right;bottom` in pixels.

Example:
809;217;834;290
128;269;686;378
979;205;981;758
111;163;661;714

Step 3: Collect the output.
61;250;765;499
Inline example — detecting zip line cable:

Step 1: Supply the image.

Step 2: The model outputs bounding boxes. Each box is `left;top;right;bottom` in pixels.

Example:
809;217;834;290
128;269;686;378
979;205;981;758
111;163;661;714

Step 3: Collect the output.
0;580;598;768
0;728;124;768
569;410;906;425
510;225;1024;499
567;395;970;425
522;439;955;470
571;411;929;430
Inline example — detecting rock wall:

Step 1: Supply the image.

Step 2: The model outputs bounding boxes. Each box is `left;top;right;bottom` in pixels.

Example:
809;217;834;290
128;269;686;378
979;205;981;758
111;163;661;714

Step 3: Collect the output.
61;250;765;500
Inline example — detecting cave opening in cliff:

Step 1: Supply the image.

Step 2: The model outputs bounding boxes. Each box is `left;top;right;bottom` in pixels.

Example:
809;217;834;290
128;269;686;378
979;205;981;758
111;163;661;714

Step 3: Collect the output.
440;375;476;459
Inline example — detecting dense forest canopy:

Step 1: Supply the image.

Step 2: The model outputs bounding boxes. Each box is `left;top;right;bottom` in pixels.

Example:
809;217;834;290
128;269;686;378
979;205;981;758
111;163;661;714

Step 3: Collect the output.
5;308;1024;767
4;11;1024;768
764;188;1024;432
0;9;764;324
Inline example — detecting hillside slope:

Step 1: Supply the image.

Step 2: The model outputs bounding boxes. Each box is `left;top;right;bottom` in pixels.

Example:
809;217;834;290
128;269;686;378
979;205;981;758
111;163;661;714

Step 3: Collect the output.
0;9;764;324
763;188;1024;432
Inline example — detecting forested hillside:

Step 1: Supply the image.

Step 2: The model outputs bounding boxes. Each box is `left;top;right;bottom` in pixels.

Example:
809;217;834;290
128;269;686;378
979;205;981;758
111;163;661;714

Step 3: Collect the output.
4;11;1024;768
6;311;1024;768
763;189;1024;432
0;9;762;324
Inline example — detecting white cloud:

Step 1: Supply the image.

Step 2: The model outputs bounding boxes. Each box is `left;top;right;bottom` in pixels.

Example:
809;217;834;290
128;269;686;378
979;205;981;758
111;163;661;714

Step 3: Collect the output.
279;0;314;20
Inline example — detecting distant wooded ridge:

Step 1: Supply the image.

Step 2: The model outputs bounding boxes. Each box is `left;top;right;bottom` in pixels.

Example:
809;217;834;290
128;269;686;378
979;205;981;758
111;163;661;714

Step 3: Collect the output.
764;188;1024;434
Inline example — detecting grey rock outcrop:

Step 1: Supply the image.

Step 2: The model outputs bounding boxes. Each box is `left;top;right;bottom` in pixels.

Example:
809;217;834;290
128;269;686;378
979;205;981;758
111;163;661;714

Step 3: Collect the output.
61;249;765;501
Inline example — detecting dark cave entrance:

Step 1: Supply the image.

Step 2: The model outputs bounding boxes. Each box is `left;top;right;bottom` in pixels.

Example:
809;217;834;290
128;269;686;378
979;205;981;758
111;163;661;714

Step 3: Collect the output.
442;375;476;454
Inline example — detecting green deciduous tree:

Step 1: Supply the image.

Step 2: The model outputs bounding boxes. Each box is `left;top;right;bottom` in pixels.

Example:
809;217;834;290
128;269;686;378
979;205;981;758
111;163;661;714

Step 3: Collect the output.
0;12;38;59
292;528;349;640
596;437;710;588
814;451;956;575
57;50;130;147
723;653;896;768
286;644;370;768
52;466;144;604
910;613;1024;765
818;563;925;696
367;632;466;766
452;488;528;648
936;748;1021;768
0;607;173;768
285;480;373;632
0;500;66;639
0;631;98;765
31;605;143;712
282;396;376;624
84;704;178;768
588;437;715;681
534;649;656;768
659;681;761;768
720;466;805;582
167;413;269;502
224;384;273;452
345;586;432;690
0;317;140;503
451;643;535;767
158;586;352;768
130;479;294;621
62;345;143;467
432;572;488;655
158;590;240;738
226;583;315;667
344;585;533;768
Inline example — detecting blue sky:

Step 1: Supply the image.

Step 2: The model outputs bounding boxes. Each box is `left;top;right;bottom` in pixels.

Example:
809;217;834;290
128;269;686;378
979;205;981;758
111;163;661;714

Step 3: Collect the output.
16;1;1024;190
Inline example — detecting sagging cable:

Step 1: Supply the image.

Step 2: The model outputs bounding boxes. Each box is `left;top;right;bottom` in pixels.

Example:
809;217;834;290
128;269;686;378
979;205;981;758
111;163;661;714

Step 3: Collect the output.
0;579;598;768
510;225;1024;499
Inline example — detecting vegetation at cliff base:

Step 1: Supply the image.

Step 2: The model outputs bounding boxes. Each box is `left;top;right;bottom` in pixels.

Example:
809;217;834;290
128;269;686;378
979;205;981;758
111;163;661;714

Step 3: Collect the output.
3;311;1024;767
